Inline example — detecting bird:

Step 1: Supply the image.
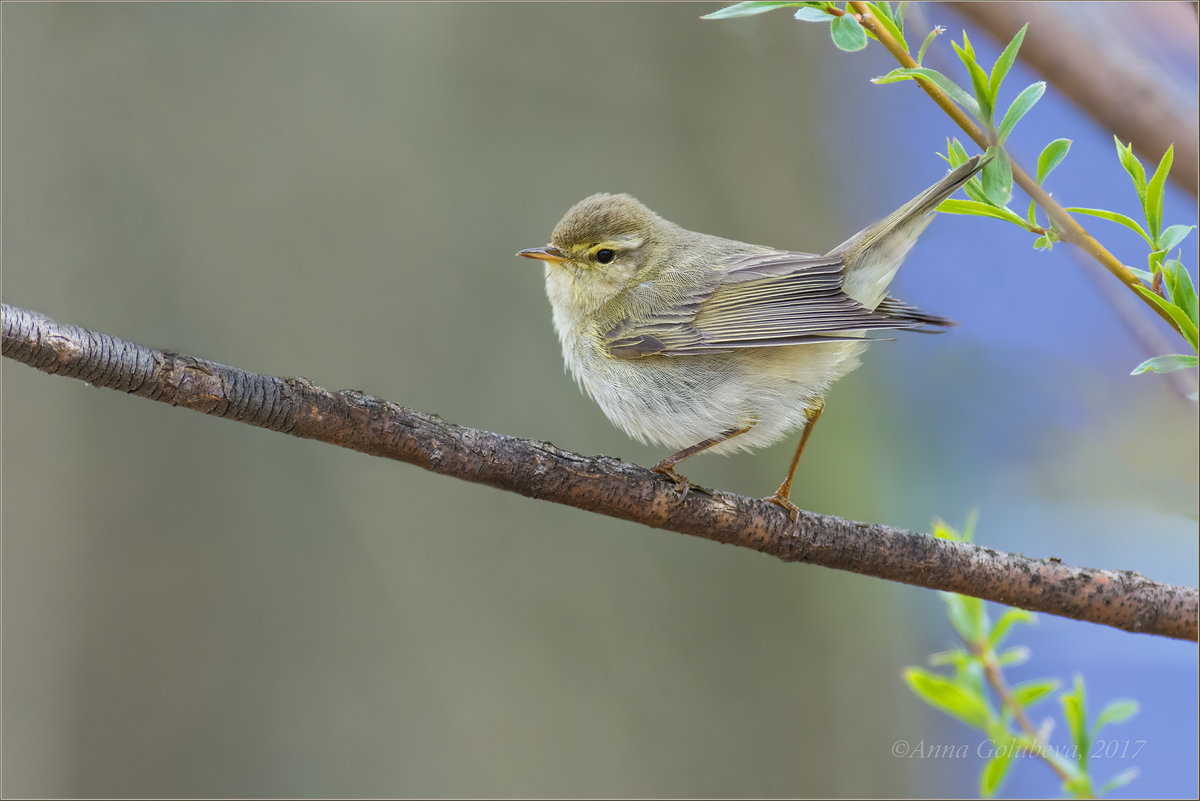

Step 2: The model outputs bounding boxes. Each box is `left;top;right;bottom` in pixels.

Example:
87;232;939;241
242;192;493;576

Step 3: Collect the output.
518;154;988;517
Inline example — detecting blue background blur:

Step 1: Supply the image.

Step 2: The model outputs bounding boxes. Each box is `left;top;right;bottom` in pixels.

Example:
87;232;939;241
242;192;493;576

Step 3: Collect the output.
3;2;1196;797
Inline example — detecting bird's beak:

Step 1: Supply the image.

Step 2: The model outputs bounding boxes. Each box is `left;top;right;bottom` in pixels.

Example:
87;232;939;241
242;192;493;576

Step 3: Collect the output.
517;245;569;264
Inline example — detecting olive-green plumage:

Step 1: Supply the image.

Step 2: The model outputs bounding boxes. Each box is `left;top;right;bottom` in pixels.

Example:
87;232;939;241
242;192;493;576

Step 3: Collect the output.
519;155;987;514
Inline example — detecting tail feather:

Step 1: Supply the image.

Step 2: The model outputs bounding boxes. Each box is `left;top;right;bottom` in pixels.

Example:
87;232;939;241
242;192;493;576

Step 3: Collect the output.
833;154;990;310
884;154;990;226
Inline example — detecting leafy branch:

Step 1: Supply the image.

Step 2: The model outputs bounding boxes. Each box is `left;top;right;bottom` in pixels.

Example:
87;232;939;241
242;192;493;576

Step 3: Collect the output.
703;1;1198;389
906;519;1141;799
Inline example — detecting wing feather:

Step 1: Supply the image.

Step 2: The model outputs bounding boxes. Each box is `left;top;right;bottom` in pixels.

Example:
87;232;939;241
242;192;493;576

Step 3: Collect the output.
874;296;956;331
604;251;924;359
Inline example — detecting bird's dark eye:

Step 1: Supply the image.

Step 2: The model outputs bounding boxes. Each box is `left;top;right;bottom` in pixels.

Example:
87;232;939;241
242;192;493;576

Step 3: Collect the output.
595;248;616;264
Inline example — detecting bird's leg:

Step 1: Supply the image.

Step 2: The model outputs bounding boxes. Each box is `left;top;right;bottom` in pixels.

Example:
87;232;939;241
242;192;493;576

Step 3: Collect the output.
652;425;753;501
765;399;825;521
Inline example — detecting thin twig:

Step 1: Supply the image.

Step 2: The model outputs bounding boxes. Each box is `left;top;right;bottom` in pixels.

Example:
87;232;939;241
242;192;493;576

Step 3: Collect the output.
847;2;1188;342
946;1;1198;197
4;302;1196;641
977;644;1077;787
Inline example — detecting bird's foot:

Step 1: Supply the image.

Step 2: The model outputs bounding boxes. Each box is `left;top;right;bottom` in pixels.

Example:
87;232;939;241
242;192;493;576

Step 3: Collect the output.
652;463;694;501
764;491;801;524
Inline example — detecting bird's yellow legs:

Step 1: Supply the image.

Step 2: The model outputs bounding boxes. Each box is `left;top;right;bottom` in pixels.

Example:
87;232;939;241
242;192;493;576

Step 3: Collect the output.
652;398;823;517
765;398;825;521
652;425;753;500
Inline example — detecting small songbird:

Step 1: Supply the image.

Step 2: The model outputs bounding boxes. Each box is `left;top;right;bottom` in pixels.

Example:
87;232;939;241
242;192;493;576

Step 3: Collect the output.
518;155;987;517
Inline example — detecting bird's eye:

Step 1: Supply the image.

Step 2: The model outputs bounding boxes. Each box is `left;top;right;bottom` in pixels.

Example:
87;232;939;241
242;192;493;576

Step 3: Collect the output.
595;248;615;264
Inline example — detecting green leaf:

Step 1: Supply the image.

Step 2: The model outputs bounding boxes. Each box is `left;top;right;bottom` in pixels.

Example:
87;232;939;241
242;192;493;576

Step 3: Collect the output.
1061;676;1090;767
1114;137;1147;203
793;6;833;22
1033;235;1052;251
1164;258;1198;325
962;659;990;701
988;608;1034;648
904;667;993;729
937;198;1026;225
952;35;993;118
951;146;1000;208
916;25;943;65
1130;354;1199;375
1092;698;1139;736
1036;138;1072;183
962;173;994;205
1010;678;1060;708
831;13;869;51
1064;775;1094;799
1144;145;1174;241
865;1;892;20
980;149;1013;207
873;67;981;118
1148;245;1169;268
928;648;971;668
995;646;1030;667
1066;207;1152;244
979;739;1016;798
1158;224;1195;253
988;23;1028;105
997;81;1045;143
865;2;907;49
961;509;979;542
1135;285;1200;350
1098;767;1140;796
979;758;1013;798
984;718;1015;744
930;516;959;540
958;29;976;59
944;592;986;642
948;137;972;165
702;2;805;20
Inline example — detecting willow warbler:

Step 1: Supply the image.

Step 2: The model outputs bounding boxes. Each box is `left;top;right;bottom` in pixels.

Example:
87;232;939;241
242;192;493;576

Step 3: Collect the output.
518;155;987;517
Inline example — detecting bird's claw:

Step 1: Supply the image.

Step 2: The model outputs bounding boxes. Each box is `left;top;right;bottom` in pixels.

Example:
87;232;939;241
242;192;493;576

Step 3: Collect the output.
652;464;693;501
764;492;801;524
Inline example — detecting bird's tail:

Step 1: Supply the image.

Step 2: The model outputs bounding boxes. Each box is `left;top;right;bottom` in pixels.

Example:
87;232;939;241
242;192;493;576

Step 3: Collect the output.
832;154;990;310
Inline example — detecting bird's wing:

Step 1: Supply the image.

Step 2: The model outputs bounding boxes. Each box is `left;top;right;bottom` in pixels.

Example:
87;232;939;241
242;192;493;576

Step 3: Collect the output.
604;251;923;359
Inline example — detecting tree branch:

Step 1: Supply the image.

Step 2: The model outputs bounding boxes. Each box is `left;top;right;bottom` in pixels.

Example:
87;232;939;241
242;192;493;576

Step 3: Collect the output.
848;1;1190;342
4;302;1197;641
945;0;1199;198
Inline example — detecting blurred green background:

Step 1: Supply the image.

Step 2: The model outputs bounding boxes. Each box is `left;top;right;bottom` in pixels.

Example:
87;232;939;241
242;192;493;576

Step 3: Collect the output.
3;2;1196;797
